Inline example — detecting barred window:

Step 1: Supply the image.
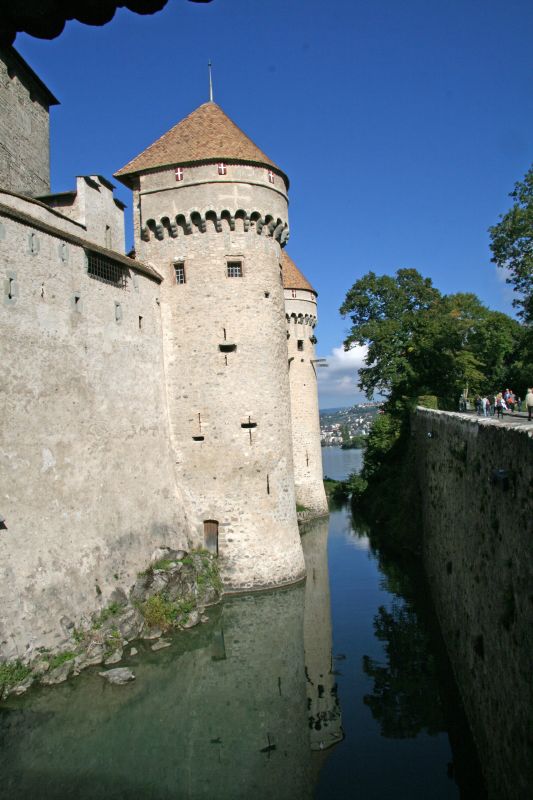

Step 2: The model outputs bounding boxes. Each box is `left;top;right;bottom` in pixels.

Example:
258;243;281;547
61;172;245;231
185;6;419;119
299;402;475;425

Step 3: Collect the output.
87;251;127;288
227;260;242;278
174;262;186;284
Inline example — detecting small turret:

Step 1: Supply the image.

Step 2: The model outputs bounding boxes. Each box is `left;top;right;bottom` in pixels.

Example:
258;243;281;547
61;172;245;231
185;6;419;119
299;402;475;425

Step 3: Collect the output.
283;252;328;514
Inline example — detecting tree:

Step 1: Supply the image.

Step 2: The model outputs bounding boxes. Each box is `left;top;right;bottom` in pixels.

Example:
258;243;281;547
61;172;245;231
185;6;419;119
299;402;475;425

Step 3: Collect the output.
340;269;521;407
489;165;533;324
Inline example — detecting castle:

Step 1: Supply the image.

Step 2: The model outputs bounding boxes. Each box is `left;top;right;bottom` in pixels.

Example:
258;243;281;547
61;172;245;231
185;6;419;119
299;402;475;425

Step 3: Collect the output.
0;46;327;659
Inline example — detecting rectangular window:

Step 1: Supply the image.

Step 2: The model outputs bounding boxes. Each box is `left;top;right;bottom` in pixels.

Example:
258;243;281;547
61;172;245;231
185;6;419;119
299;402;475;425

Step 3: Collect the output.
218;163;227;175
87;252;127;288
297;339;304;351
175;167;184;182
267;170;275;184
227;261;242;278
174;262;186;284
291;289;297;298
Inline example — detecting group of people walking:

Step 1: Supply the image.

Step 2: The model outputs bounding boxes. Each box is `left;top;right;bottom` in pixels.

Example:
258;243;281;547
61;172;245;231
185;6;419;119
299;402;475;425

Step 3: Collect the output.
467;388;533;421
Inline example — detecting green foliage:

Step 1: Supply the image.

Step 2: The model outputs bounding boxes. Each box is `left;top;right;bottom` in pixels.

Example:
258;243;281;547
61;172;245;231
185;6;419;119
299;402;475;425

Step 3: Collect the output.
417;395;438;409
0;660;31;690
489;165;533;323
341;269;521;405
151;558;177;571
140;594;195;630
92;601;125;629
48;651;76;670
296;503;309;513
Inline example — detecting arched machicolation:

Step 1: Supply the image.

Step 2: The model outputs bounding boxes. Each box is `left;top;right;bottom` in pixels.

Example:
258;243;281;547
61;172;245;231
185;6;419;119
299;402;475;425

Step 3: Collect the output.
141;209;289;244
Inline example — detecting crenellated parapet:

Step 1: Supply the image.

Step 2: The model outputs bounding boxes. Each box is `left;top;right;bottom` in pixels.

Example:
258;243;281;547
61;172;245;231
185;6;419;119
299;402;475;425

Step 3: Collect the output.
141;208;289;244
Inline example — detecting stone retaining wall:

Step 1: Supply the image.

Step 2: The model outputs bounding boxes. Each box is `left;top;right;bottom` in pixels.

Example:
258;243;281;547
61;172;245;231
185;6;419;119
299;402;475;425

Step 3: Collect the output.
413;408;533;800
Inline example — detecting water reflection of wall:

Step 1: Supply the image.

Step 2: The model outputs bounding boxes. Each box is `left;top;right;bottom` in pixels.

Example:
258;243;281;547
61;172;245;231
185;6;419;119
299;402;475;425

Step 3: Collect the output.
301;516;343;751
1;588;312;800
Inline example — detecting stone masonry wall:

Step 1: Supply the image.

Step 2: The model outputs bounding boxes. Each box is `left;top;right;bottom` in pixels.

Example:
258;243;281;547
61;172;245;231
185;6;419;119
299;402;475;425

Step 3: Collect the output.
413;408;533;800
0;211;188;661
136;164;305;591
0;54;51;197
285;290;327;513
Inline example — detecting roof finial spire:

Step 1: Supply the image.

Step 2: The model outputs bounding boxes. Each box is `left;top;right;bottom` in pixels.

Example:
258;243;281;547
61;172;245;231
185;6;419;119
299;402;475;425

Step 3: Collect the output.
208;60;214;103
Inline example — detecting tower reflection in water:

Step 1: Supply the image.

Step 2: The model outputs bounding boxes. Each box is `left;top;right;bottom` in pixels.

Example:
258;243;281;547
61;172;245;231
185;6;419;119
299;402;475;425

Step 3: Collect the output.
302;515;344;752
1;517;341;799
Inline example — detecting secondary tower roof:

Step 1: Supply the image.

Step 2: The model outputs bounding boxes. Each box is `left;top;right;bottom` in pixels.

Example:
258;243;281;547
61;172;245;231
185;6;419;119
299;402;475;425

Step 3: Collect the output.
281;251;317;295
114;101;288;188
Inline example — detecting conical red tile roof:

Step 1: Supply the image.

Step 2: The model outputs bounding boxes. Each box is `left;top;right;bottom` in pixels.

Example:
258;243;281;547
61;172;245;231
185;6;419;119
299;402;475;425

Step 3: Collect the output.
115;101;288;187
281;251;316;295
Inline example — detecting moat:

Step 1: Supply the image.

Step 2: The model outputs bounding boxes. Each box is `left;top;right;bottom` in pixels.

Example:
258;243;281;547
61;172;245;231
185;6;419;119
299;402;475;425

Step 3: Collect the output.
0;448;483;799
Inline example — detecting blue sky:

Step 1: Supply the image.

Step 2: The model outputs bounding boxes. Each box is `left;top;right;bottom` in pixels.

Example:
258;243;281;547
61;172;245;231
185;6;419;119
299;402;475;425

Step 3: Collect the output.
16;0;533;408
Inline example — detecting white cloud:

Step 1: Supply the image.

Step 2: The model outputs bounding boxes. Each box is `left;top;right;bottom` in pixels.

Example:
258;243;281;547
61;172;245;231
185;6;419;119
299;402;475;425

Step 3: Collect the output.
317;345;368;408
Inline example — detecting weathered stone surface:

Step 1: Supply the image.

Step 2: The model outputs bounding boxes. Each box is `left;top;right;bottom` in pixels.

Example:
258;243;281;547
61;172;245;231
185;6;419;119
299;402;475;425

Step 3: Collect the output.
129;647;138;657
40;660;74;685
83;642;106;666
414;409;533;800
115;607;144;640
9;675;34;696
104;648;123;665
142;627;162;640
182;610;200;629
151;639;171;651
99;668;135;685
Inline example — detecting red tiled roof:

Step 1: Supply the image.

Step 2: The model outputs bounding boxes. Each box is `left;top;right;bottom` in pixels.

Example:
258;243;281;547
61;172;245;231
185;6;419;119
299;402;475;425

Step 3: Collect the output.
114;102;288;187
281;251;316;294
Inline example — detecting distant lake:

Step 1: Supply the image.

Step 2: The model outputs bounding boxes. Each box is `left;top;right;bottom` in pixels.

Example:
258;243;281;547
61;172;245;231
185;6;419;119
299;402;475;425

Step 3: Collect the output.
322;446;364;481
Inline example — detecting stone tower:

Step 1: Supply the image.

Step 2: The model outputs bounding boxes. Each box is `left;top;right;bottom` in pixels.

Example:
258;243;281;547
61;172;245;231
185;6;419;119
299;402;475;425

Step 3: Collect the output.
283;252;328;514
115;101;305;591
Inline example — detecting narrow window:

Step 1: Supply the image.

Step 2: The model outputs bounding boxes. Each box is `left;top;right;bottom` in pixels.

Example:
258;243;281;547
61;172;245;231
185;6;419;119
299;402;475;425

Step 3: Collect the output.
297;339;304;351
291;289;297;298
192;435;204;442
138;315;143;330
175;167;184;182
105;225;112;249
204;520;219;554
7;277;14;300
219;343;236;353
73;292;81;312
227;261;242;278
267;170;275;184
218;163;227;176
174;262;186;284
114;302;122;323
266;474;270;494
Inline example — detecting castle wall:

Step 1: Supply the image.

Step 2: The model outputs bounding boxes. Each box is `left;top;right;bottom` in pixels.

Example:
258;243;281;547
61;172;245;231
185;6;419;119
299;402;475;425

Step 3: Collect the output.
43;176;126;252
285;290;327;513
0;209;188;660
136;165;305;591
0;51;52;197
413;409;533;799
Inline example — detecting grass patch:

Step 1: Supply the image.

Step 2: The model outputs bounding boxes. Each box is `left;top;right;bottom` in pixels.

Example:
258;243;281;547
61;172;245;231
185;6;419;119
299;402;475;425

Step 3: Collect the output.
92;601;125;629
140;594;196;630
296;503;310;513
0;660;32;690
151;558;177;571
48;651;76;670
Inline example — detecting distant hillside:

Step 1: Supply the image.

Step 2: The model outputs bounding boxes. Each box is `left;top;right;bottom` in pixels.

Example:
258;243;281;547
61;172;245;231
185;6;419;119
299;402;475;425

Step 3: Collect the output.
320;403;381;447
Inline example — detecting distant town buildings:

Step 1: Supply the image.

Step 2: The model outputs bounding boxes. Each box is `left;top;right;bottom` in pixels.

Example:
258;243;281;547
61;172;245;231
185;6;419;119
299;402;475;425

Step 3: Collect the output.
320;403;381;446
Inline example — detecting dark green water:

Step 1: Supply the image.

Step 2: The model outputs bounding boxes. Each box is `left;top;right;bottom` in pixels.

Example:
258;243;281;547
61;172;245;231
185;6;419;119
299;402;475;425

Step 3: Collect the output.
0;450;483;799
